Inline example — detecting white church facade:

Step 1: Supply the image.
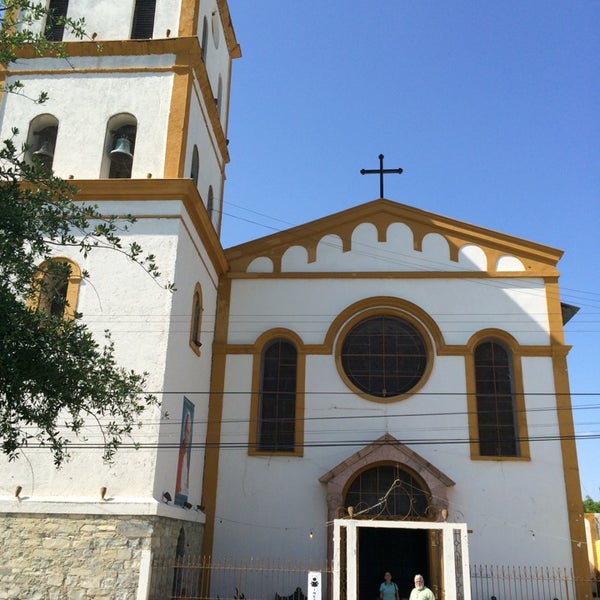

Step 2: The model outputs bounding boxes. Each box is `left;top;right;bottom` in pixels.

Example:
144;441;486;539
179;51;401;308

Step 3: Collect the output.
0;1;589;599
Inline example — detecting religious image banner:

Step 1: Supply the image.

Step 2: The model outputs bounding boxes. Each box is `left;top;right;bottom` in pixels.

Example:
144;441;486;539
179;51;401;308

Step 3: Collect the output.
175;396;194;506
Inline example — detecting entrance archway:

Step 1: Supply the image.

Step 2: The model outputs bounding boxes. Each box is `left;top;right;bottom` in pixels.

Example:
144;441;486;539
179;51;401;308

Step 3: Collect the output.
320;434;458;599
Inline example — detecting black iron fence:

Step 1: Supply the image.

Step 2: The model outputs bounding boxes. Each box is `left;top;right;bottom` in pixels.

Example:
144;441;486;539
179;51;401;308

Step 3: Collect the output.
149;556;598;600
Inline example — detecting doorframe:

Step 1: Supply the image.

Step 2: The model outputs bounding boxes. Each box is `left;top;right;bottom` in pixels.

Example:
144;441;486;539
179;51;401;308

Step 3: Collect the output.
332;519;471;600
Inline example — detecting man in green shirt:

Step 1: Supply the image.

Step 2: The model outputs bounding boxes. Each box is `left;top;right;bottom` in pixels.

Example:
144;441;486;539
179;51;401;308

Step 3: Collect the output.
409;574;435;600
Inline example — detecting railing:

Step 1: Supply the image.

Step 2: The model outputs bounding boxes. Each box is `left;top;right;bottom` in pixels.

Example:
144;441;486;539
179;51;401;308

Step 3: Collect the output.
149;557;598;600
149;556;332;600
469;564;597;600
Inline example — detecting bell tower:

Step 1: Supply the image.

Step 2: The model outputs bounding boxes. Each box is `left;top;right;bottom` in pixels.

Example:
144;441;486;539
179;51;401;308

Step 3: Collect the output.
0;2;240;597
2;0;240;234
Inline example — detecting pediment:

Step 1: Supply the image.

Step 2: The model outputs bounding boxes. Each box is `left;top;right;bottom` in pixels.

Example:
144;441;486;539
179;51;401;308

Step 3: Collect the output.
319;433;455;489
225;199;562;276
319;433;455;519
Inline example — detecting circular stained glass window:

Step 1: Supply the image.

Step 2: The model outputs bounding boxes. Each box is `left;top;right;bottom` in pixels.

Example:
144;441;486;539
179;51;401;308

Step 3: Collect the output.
341;315;427;398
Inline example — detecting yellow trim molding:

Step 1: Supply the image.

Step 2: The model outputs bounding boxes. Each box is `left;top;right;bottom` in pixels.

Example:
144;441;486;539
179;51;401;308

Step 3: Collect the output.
72;178;228;276
545;281;589;596
226;199;564;275
201;276;232;558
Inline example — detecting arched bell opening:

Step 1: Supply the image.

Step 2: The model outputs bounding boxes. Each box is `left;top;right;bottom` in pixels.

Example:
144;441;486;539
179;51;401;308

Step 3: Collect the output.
101;113;138;179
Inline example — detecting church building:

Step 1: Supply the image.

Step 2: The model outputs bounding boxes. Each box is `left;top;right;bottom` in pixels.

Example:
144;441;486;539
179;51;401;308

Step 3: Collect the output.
0;1;589;599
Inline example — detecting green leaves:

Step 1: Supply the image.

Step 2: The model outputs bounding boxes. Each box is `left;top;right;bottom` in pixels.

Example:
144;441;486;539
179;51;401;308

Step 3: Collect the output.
583;496;600;513
0;143;168;466
0;2;170;465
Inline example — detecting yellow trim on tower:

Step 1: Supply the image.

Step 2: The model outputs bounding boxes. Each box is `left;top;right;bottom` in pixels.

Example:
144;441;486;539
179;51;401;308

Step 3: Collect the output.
179;0;200;37
72;178;228;275
216;0;242;58
165;59;193;178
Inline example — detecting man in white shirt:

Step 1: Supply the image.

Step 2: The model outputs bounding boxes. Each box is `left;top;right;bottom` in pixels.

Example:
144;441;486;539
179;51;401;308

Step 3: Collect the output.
409;574;434;600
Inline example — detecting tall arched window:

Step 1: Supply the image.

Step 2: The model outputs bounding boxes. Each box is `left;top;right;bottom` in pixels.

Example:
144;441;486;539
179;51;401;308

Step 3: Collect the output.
190;145;199;185
27;114;59;172
131;0;156;39
206;185;214;220
44;0;69;41
33;257;81;320
474;340;518;456
200;16;209;61
258;340;297;452
216;75;223;118
103;114;137;179
189;283;203;354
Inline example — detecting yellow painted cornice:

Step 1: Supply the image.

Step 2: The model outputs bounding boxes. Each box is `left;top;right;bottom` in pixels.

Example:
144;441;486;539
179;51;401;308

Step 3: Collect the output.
225;198;563;274
11;37;198;60
9;37;230;164
71;179;228;275
217;0;242;59
178;0;199;37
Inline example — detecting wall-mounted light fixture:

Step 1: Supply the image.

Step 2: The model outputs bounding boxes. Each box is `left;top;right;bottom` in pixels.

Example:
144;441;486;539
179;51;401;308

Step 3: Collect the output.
100;486;107;501
162;491;172;504
15;485;22;499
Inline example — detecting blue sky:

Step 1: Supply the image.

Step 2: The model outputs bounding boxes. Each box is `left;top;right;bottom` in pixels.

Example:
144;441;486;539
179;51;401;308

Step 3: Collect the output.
222;1;599;498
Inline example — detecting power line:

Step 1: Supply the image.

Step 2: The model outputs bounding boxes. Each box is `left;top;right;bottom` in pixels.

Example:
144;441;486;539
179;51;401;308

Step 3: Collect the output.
15;431;600;452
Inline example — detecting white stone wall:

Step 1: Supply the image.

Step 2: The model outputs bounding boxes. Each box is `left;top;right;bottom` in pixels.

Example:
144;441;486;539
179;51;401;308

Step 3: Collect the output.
154;213;221;505
0;196;218;508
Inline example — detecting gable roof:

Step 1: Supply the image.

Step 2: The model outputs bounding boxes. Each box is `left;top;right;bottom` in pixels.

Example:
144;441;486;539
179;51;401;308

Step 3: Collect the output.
225;198;563;276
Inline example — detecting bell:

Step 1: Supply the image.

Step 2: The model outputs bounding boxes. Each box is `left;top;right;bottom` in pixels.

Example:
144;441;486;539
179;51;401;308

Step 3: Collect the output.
110;136;133;163
33;140;54;160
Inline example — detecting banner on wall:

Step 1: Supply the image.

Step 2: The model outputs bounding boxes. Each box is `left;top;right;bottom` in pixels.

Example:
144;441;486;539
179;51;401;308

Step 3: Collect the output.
308;571;322;600
175;396;194;506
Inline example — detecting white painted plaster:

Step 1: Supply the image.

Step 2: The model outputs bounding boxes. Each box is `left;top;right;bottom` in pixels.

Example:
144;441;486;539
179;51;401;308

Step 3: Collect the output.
458;243;488;270
421;232;451;264
227;277;550;346
247;256;274;272
497;254;526;271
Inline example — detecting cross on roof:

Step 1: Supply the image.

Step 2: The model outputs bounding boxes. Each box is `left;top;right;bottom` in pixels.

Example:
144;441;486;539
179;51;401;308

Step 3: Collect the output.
360;154;403;198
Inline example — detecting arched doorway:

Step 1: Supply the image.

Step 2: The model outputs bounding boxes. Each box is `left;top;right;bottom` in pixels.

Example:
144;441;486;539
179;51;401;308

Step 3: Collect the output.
343;464;432;599
320;435;456;600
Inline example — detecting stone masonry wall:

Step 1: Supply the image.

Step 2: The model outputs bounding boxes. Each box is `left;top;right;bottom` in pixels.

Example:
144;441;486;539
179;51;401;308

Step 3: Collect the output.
0;512;204;600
